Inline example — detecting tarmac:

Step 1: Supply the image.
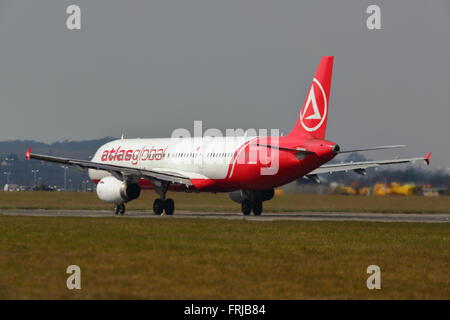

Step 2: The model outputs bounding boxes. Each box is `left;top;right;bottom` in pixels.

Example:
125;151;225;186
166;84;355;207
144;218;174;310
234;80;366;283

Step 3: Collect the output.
1;209;449;223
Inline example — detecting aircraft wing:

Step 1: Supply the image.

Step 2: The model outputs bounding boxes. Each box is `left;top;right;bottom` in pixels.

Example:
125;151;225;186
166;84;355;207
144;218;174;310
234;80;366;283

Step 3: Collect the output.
26;148;192;186
308;152;431;176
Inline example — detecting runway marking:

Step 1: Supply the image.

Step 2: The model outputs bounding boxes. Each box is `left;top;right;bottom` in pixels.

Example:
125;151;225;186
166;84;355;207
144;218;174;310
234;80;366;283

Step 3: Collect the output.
1;210;449;223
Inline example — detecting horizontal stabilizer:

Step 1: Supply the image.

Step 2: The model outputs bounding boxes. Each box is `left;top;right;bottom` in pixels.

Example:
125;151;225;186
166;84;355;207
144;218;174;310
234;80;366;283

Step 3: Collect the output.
338;145;406;154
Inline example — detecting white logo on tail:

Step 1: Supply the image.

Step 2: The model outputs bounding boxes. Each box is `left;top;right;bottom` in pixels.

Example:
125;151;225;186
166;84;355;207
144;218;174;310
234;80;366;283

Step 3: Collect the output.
300;78;327;132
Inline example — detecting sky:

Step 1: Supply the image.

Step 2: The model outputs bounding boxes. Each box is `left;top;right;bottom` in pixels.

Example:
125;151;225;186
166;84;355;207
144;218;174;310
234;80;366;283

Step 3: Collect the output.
0;0;449;169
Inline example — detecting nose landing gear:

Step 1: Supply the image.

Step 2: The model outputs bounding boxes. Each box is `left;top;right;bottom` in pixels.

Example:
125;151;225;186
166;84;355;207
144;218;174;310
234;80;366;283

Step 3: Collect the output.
114;203;126;215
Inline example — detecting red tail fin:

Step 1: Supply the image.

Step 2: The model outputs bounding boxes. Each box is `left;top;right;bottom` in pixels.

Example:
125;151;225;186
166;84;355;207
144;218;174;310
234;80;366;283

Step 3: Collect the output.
288;56;334;140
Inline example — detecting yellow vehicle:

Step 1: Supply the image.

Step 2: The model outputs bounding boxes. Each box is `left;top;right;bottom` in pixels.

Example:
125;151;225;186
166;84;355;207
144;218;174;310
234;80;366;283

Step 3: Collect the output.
373;182;417;196
359;187;371;196
390;182;417;196
335;186;357;195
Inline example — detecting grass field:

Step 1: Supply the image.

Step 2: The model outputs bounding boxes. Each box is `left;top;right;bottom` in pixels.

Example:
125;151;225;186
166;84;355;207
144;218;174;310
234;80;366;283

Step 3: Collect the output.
0;216;448;299
1;191;450;213
1;192;448;299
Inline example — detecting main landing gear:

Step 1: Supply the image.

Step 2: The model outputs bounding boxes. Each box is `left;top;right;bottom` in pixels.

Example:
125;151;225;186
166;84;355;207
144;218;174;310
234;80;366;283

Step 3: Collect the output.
114;203;126;215
241;199;263;216
229;189;273;216
153;198;175;215
153;181;175;215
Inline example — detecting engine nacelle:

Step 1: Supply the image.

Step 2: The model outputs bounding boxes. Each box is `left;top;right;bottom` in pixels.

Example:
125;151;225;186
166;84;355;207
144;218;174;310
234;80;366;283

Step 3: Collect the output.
228;189;275;204
96;176;141;204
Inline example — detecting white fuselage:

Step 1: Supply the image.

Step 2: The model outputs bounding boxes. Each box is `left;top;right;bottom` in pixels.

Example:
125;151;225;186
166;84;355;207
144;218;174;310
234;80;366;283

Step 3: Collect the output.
88;136;256;182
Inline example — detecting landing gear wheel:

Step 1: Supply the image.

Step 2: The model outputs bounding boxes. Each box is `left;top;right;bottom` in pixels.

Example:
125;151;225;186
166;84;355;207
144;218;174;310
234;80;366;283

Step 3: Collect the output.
164;198;175;215
153;198;165;215
115;203;126;215
252;201;263;216
241;199;252;216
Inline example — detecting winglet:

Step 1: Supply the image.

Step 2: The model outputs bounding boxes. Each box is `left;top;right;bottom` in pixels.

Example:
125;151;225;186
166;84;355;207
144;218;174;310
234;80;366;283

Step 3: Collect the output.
25;147;32;160
424;152;432;165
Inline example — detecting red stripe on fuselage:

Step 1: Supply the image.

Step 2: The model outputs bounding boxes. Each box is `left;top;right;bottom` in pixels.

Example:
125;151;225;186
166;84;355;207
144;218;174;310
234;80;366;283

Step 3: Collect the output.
225;137;258;179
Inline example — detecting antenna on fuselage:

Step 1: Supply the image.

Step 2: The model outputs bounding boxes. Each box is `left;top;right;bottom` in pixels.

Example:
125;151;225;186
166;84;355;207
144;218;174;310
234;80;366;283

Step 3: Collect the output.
120;129;127;140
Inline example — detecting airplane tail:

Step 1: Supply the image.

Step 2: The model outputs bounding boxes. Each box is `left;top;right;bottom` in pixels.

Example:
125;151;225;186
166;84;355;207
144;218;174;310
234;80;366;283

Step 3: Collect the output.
287;56;334;140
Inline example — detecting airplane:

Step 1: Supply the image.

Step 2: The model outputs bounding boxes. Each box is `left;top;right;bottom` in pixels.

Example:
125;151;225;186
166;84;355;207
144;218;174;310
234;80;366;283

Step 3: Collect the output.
26;56;431;216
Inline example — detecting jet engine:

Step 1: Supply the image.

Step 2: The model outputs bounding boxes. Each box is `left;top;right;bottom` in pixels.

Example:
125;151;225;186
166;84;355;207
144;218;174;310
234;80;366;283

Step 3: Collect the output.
228;189;275;204
96;176;141;204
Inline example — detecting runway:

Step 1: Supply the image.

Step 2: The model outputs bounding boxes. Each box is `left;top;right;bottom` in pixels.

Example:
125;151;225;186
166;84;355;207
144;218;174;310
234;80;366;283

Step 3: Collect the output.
0;209;449;223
